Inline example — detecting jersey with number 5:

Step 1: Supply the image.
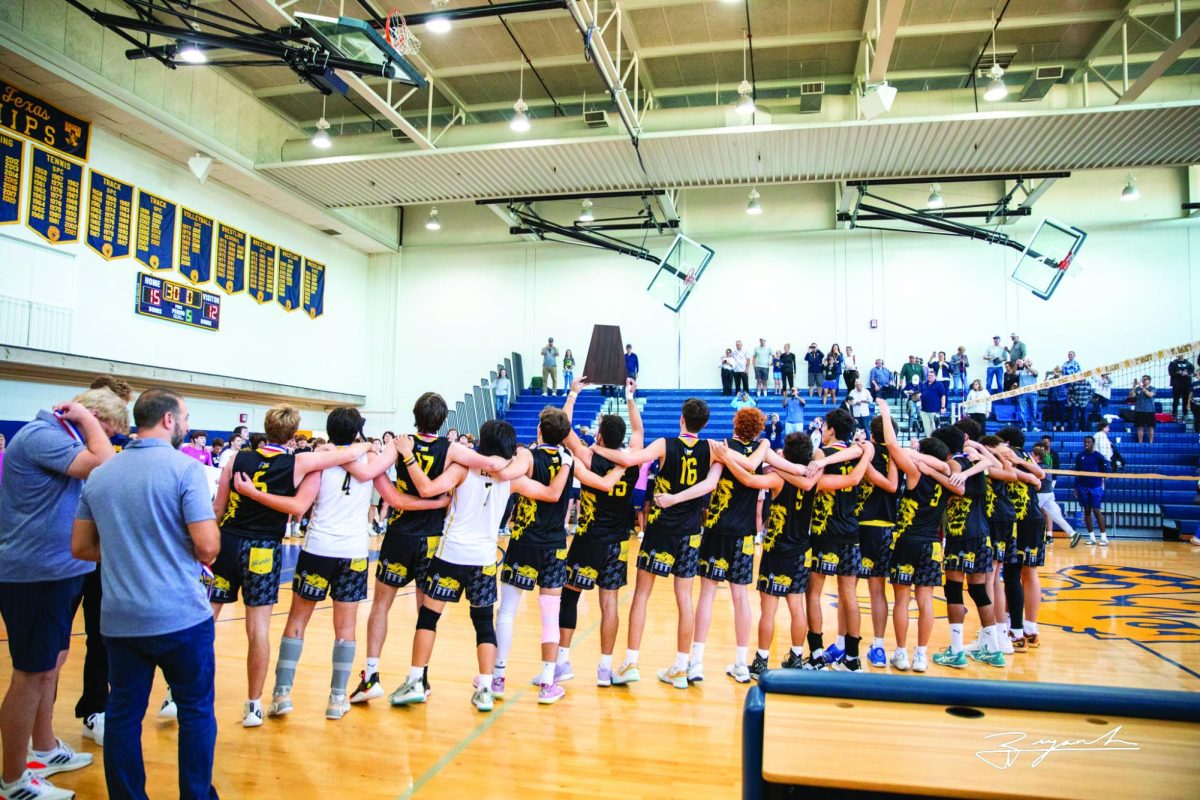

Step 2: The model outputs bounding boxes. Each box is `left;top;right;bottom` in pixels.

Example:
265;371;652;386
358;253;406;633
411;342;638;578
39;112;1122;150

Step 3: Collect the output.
220;448;297;542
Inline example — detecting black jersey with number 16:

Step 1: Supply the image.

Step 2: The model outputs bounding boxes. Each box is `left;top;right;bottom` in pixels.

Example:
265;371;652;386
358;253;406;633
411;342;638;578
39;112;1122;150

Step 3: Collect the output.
647;437;712;536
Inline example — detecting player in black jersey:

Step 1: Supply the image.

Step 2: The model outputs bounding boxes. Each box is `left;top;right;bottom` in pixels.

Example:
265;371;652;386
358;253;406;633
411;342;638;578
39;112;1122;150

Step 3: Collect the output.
557;378;643;686
857;414;901;668
590;398;724;690
996;427;1050;650
493;405;624;704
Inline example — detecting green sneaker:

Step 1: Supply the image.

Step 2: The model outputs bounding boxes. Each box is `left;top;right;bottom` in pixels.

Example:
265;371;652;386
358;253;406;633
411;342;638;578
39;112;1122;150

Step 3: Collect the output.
968;646;1007;668
388;678;427;706
610;663;640;685
931;646;968;669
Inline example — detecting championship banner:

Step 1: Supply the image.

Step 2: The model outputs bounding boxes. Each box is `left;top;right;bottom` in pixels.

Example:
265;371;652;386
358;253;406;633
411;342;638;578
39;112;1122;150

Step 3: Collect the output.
135;190;176;271
276;247;302;311
215;222;245;294
85;169;133;260
26;145;81;244
247;235;276;304
178;207;213;284
0;80;90;161
0;133;22;224
302;258;325;318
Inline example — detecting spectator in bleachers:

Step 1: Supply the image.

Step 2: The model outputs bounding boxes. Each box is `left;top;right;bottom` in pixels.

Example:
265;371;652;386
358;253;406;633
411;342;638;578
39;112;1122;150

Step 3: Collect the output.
928;351;952;395
899;354;923;393
180;430;212;466
720;348;735;396
1069;376;1092;432
804;343;824;397
778;343;796;392
1015;359;1039;432
732;340;751;394
820;353;840;403
208;438;224;462
1045;368;1068;431
868;358;894;399
753;338;773;397
965;379;990;428
1074;436;1109;545
848;380;873;432
950;346;969;398
1093;420;1114;459
1169;352;1194;421
731;391;756;411
1037;435;1061;470
808;417;824;450
771;351;782;395
781;388;806;435
842;346;859;392
1090;371;1113;415
624;344;639;383
827;343;844;386
1129;374;1157;444
562;349;576;391
984;335;1006;392
1003;361;1018;392
918;368;947;438
540;337;560;396
763;414;783;451
1009;333;1027;364
494;368;512;420
1062;350;1081;377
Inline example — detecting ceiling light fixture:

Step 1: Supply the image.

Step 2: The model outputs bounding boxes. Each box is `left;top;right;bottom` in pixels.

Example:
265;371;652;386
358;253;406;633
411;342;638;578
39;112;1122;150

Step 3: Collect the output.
983;13;1007;102
427;0;452;34
177;41;207;64
927;183;945;209
511;62;530;132
426;207;442;230
187;153;214;184
1120;174;1140;201
746;188;762;215
578;199;594;223
735;30;755;116
312;96;332;149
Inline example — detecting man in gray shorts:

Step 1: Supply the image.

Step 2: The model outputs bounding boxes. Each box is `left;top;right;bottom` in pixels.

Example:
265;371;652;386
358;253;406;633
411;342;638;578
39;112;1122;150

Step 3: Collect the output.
541;337;560;396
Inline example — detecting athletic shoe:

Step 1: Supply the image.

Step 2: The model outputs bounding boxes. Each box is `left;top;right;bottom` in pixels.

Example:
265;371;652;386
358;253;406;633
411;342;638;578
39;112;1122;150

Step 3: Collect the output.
1088;535;1098;545
82;712;104;746
472;686;494;712
596;665;613;687
157;691;177;720
268;689;293;717
725;663;751;683
491;676;506;698
1009;634;1028;653
749;653;769;679
823;643;845;664
932;646;968;669
963;631;984;653
997;634;1015;656
657;665;689;689
832;656;861;672
1069;528;1082;548
0;770;73;800
801;654;827;670
687;662;705;683
781;651;804;669
1099;536;1109;546
1024;633;1040;648
537;682;565;704
866;645;887;668
27;740;92;777
325;693;350;721
389;679;427;707
350;671;384;703
889;650;910;671
242;702;263;728
912;651;928;673
1189;535;1200;546
611;663;640;685
968;647;1006;669
528;662;574;686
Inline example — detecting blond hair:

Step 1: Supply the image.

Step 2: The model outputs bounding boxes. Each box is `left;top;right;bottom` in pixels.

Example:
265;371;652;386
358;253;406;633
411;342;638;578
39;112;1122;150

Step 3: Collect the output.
264;405;301;444
74;388;131;435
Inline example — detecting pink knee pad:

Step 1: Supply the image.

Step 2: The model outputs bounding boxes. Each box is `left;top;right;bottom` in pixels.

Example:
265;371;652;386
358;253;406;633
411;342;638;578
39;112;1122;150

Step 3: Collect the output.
538;593;561;644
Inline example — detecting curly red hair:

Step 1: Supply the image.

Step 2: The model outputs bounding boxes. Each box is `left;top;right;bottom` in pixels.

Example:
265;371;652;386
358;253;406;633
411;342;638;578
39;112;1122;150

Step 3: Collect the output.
733;407;766;442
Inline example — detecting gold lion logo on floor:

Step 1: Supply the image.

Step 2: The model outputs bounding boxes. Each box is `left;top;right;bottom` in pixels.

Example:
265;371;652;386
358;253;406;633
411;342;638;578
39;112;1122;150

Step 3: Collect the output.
1040;565;1200;645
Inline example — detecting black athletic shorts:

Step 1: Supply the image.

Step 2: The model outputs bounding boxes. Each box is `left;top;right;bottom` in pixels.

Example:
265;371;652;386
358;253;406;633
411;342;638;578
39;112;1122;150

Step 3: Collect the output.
501;540;568;591
209;533;282;606
1016;518;1048;567
696;532;755;585
292;550;369;603
637;531;700;578
376;534;440;589
888;537;943;587
564;536;631;591
943;536;994;575
423;557;497;606
857;524;894;579
0;576;84;673
757;550;810;596
811;540;862;577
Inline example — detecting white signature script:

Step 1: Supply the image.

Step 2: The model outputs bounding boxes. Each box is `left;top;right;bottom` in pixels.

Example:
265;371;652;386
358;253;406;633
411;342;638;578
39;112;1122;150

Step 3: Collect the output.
976;726;1140;769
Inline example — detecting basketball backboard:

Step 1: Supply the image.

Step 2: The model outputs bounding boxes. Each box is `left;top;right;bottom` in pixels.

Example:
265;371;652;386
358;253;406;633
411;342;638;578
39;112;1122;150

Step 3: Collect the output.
295;13;426;87
1009;218;1087;300
646;234;715;312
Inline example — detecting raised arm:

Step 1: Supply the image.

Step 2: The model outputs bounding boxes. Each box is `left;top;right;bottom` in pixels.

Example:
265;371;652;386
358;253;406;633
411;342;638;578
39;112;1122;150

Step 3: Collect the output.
876;400;919;482
561;378;595;470
625;379;644;451
55;402;117;480
232;470;320;516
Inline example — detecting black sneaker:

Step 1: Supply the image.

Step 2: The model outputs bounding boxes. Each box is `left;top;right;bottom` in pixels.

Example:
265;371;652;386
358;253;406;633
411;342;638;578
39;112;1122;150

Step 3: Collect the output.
748;653;769;680
349;671;383;703
802;655;827;671
781;651;804;669
833;656;862;672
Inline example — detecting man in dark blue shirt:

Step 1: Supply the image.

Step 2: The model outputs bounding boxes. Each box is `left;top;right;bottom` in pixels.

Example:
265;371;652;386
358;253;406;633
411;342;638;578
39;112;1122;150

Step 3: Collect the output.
624;344;639;381
917;370;947;437
804;343;824;397
1074;436;1108;545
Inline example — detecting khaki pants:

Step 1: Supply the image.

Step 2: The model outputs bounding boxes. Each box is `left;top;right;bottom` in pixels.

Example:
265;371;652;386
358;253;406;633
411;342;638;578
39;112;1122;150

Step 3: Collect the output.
542;366;558;393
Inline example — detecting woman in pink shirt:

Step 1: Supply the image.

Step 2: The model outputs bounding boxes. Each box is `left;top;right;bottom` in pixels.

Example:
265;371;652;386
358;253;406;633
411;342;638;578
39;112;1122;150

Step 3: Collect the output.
179;430;213;466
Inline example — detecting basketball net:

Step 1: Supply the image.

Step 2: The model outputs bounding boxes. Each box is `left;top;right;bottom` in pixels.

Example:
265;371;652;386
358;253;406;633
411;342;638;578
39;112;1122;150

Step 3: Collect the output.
385;9;421;56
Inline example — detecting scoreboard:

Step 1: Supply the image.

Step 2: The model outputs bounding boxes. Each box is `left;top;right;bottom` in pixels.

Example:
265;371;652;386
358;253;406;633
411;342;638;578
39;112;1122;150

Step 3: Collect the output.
136;272;220;331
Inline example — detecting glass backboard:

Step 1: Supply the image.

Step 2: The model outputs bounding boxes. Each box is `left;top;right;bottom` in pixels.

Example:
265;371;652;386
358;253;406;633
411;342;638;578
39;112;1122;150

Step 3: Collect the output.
646;234;715;312
295;13;425;87
1010;218;1087;300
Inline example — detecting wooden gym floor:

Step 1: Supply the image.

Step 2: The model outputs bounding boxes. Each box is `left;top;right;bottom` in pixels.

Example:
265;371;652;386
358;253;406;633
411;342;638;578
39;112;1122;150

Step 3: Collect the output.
4;536;1198;798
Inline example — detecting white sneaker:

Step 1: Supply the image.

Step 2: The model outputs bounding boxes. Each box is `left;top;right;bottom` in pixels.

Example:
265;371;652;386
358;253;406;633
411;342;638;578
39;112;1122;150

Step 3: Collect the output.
242;702;264;728
686;661;705;683
157;691;177;720
325;693;350;721
267;688;293;717
963;631;984;653
725;663;751;683
912;651;928;673
0;769;74;800
27;739;92;777
82;712;104;746
997;635;1015;656
1100;536;1109;545
1087;534;1097;545
889;649;910;671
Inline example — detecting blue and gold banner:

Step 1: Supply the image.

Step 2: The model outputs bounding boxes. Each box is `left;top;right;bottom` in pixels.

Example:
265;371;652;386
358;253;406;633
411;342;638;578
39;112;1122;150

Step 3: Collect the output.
178;207;213;284
135;190;175;271
247;235;276;304
302;258;325;318
0;133;22;225
26;145;81;244
276;248;302;311
85;169;133;260
215;222;245;294
0;80;90;161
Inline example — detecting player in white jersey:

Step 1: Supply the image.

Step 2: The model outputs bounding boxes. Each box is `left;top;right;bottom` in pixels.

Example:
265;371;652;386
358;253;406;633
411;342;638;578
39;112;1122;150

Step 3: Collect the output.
388;420;573;712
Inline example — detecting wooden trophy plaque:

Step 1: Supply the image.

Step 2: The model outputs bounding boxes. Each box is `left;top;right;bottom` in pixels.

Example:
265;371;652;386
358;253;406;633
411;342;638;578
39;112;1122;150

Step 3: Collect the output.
581;324;627;387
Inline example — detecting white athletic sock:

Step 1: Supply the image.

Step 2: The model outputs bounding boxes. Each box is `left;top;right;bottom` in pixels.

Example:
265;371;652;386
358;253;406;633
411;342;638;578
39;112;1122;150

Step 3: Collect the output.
1026;621;1039;635
835;635;846;650
998;621;1009;636
407;666;424;684
894;646;908;657
790;645;803;657
757;649;770;660
479;673;493;689
540;661;556;686
673;651;689;671
247;698;262;712
914;645;927;658
624;649;639;666
366;657;380;676
599;654;613;670
735;646;748;667
689;642;705;664
1011;627;1025;639
982;625;998;652
872;637;885;650
949;624;964;654
557;647;570;665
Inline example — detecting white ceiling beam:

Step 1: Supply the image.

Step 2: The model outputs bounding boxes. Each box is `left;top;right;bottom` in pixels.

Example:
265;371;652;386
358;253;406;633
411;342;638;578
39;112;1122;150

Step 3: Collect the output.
869;0;906;83
1066;0;1148;83
1117;15;1200;103
616;1;656;101
853;0;878;88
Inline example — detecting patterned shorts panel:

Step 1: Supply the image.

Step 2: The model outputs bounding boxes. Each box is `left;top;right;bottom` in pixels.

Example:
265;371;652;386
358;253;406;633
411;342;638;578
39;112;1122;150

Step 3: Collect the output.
888;537;944;587
376;534;440;589
696;532;755;585
423;557;498;606
857;526;894;579
564;537;630;591
990;518;1016;565
637;531;700;579
293;550;369;603
943;537;994;574
756;549;810;596
810;541;862;577
501;541;568;591
209;533;282;607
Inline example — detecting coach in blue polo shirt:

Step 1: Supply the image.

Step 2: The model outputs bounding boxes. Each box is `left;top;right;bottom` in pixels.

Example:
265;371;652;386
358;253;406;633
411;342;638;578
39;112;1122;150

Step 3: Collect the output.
72;388;220;800
0;389;126;799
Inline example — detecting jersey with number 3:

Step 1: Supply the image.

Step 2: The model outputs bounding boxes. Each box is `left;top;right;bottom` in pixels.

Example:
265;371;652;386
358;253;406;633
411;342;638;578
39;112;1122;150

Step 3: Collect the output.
303;453;371;559
647;437;711;535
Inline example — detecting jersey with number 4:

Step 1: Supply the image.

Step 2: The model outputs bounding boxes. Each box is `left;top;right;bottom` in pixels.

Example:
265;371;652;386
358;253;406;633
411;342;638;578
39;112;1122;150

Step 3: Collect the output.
303;454;372;559
647;437;711;536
